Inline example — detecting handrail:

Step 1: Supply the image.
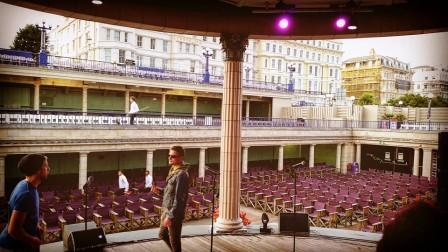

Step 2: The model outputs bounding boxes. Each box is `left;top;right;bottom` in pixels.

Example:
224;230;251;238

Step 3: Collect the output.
0;110;446;131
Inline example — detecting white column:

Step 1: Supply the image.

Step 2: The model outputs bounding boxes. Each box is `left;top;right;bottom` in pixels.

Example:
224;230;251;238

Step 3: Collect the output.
422;148;432;178
309;144;315;168
0;155;6;197
278;145;284;172
193;96;198;118
125;90;130;113
161;94;166;116
146;150;154;176
336;143;342;173
216;33;247;232
82;86;88;115
199;148;206;178
356;143;362;171
413;148;420;176
79;152;89;190
242;146;249;174
245;100;250;119
33;82;40;112
341;143;355;174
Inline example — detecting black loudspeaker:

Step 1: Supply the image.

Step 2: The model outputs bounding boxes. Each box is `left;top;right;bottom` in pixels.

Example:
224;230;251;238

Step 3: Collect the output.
438;132;448;211
65;222;107;251
279;213;310;235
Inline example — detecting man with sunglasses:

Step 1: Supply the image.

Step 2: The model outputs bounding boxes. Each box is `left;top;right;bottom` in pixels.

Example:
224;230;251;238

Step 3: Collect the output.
158;146;189;252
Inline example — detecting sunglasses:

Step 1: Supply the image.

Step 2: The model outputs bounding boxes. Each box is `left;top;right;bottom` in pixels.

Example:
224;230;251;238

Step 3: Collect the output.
168;155;179;158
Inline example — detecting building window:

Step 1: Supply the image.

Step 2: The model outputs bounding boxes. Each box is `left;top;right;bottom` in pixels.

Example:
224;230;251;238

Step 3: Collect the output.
212;49;216;60
119;49;125;63
300;50;303;57
306;51;309;59
104;49;111;62
317;54;321;61
330;69;333;77
136;55;142;66
163;40;168;52
212;37;217;42
137;36;142;47
297;63;301;74
212;66;216;75
106;29;111;40
150;57;155;68
203;36;207;41
178;42;182;52
312;52;315;61
245;69;250;80
271;76;275;83
278;76;281;83
162;59;168;70
279;45;282;54
314;66;318;76
124;33;128;42
114;30;120;41
265;58;268;68
273;44;276;53
186;44;190;53
266;43;270;51
278;60;282;71
150;38;156;50
294;49;297;57
271;59;275;68
309;65;313;75
190;60;195;72
287;48;290;55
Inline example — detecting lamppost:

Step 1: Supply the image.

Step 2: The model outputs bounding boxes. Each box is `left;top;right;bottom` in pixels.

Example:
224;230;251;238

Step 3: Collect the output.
288;64;296;92
202;49;212;83
427;93;433;131
350;96;355;128
244;67;251;85
35;21;52;53
35;22;51;66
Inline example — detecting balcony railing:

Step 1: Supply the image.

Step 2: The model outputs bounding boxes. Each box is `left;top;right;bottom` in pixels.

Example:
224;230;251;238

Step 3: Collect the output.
1;110;447;131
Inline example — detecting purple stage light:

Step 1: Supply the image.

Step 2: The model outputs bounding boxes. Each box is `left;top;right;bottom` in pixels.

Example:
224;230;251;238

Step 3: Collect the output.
278;18;289;29
334;16;348;30
276;15;292;32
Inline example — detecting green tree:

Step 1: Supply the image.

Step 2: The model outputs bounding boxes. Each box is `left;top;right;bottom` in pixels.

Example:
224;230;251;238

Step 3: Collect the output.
382;113;394;120
356;92;377;105
387;93;448;107
10;24;43;54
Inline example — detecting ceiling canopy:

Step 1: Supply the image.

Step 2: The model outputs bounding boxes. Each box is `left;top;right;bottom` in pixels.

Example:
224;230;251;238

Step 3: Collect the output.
2;0;448;39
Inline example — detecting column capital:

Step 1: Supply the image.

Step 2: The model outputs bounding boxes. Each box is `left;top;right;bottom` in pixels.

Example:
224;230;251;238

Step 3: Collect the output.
220;33;248;61
200;147;208;150
242;146;250;149
146;149;155;153
79;151;90;155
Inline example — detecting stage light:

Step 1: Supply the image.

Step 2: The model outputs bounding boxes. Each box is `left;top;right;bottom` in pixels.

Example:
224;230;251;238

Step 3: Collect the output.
92;0;103;5
347;24;358;30
334;17;348;30
276;15;292;32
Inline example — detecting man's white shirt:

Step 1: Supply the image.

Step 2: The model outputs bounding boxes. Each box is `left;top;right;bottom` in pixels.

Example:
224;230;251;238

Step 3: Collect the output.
129;101;139;114
119;174;129;192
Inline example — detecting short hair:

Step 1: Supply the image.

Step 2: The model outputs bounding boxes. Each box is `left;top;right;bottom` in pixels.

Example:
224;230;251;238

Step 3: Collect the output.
170;146;184;157
130;96;136;101
18;154;47;176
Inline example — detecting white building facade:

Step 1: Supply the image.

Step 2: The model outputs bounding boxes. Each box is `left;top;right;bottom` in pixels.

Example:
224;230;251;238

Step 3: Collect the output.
412;65;448;99
50;18;345;105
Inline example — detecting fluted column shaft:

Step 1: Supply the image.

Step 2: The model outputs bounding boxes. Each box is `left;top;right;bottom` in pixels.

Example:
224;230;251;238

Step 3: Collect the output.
356;143;362;171
242;147;249;174
245;100;250;119
413;148;420;176
199;148;206;178
146;150;154;175
278;145;284;171
309;144;315;168
82;86;88;115
125;90;130;113
216;33;248;232
336;144;342;173
422;148;432;178
79;152;89;189
161;94;166;116
34;81;40;112
193;96;198;118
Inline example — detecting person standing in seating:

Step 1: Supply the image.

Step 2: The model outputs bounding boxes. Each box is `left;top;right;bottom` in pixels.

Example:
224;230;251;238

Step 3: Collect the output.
158;146;189;252
145;170;153;192
0;154;50;251
128;96;139;125
117;170;129;195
